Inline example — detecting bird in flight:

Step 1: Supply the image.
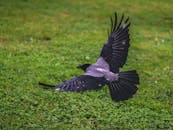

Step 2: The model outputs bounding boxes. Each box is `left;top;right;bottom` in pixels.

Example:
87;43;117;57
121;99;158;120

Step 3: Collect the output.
39;12;140;101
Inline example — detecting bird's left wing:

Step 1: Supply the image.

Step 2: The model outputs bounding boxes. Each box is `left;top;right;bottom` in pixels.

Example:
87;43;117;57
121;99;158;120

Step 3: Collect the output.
56;75;105;92
100;12;130;73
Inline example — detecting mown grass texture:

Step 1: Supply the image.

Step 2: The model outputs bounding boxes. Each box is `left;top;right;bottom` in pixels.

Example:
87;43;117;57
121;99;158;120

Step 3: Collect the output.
0;0;173;129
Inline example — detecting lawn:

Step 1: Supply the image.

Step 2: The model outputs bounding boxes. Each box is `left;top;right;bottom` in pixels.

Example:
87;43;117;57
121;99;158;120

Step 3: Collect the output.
0;0;173;129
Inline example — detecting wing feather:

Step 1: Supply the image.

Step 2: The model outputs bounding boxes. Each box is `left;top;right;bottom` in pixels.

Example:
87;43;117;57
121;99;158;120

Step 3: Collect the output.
56;75;106;92
100;12;130;73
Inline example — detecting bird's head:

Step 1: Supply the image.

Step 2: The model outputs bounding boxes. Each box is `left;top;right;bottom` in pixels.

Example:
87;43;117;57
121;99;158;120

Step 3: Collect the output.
77;64;91;71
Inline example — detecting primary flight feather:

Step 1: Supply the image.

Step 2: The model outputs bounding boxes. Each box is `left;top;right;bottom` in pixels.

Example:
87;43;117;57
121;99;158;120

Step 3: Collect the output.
39;12;140;101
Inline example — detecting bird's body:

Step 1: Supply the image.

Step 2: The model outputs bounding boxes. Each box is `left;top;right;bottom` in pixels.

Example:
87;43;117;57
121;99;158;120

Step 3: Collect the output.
84;57;118;81
39;12;140;101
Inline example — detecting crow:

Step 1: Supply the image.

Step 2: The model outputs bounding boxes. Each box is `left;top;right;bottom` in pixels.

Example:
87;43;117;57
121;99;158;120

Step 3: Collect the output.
39;12;140;101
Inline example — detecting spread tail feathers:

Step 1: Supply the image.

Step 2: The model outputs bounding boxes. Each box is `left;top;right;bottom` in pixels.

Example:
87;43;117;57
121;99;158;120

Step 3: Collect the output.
108;70;139;101
38;82;55;89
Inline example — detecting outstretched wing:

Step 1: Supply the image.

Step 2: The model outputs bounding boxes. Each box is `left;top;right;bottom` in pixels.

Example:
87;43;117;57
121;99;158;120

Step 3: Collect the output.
100;12;130;73
56;75;106;92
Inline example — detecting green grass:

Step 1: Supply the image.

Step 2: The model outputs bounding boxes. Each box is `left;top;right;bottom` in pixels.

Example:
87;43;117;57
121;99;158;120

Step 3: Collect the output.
0;0;173;129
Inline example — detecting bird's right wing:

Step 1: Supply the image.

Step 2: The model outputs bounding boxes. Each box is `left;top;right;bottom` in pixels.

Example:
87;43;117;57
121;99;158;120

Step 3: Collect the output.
56;75;105;92
100;12;130;73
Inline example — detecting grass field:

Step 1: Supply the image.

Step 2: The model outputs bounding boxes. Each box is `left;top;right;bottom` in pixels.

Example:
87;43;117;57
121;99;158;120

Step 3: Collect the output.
0;0;173;129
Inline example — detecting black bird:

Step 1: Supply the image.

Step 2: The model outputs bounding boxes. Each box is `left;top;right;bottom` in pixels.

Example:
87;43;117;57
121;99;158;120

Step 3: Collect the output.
39;12;140;101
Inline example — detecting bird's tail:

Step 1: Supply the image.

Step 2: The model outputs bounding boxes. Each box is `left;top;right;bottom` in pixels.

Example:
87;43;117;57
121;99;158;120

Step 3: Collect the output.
108;70;139;101
38;82;56;89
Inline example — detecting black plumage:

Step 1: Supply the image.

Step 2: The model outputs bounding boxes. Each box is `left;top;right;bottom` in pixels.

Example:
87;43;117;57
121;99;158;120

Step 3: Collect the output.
39;12;140;101
56;75;106;92
100;13;130;73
